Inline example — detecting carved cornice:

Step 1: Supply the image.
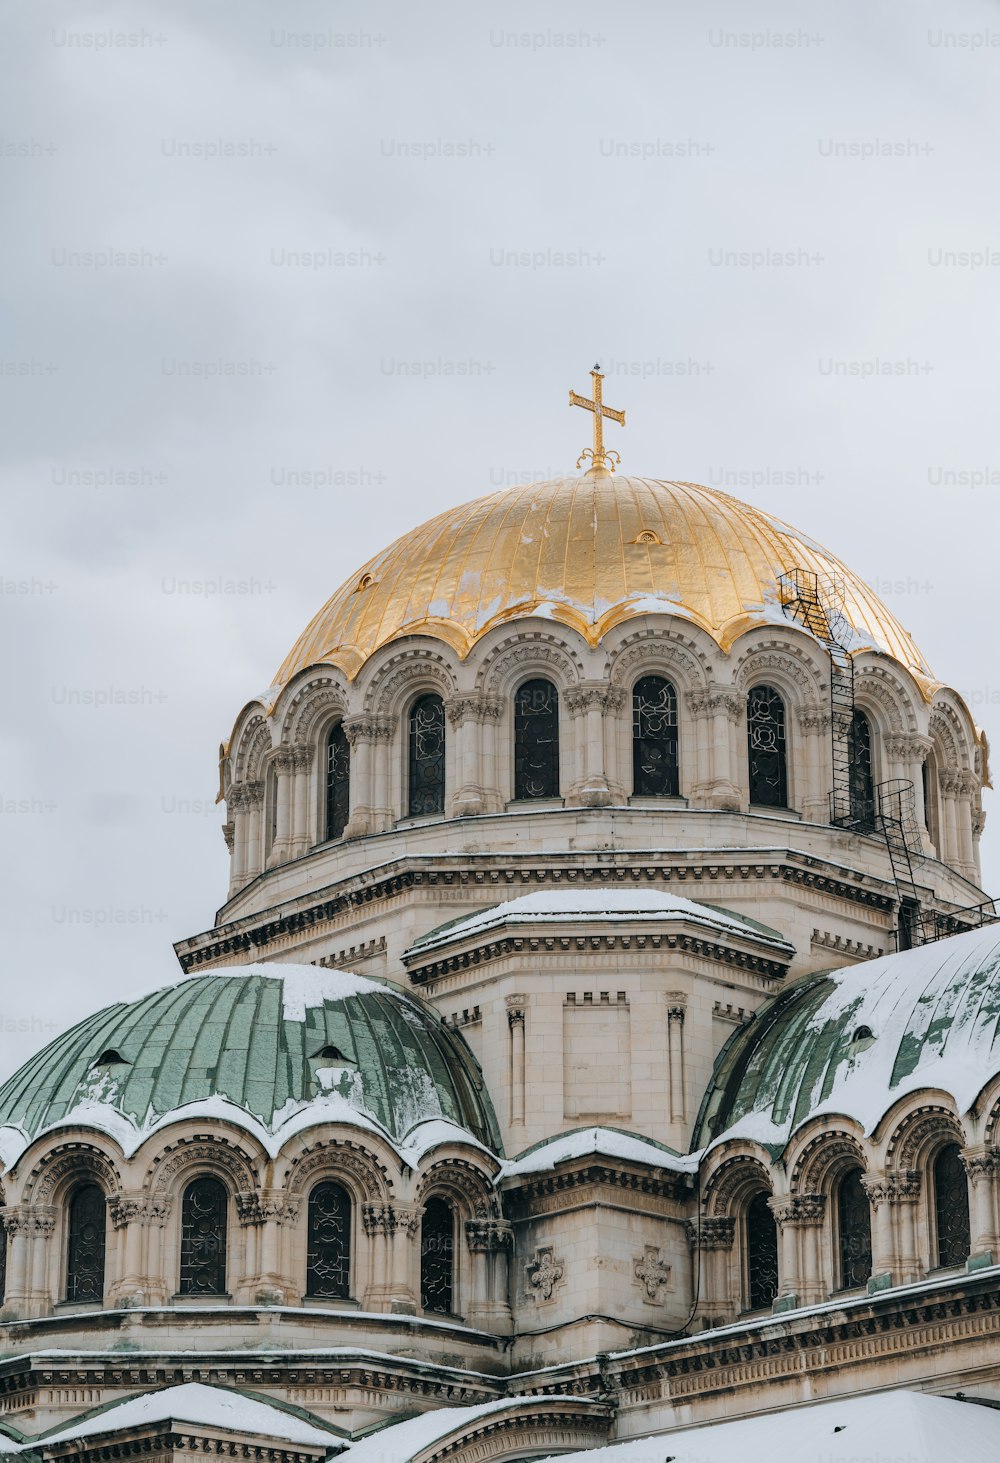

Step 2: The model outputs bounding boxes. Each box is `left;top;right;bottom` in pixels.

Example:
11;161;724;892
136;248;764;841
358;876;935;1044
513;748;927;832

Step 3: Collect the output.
177;852;896;972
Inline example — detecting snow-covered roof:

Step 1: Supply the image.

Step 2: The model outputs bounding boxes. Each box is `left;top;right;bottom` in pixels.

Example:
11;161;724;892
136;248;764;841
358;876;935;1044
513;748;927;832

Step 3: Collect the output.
342;1396;605;1463
408;889;792;958
0;965;501;1169
697;923;1000;1152
535;1390;1000;1463
500;1126;697;1179
36;1383;343;1449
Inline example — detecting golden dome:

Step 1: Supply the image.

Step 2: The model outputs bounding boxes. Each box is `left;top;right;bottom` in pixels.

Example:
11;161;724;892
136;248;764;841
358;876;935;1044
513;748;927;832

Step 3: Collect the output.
273;476;933;688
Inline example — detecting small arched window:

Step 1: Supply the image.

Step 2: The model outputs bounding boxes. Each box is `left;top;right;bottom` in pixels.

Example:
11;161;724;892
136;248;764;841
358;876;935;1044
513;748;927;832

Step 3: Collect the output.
306;1182;352;1298
632;676;679;797
325;722;351;841
66;1183;106;1303
408;693;446;817
837;1167;872;1290
849;710;875;829
747;684;788;808
514;679;560;801
179;1177;228;1296
745;1191;779;1311
933;1143;971;1268
420;1196;454;1314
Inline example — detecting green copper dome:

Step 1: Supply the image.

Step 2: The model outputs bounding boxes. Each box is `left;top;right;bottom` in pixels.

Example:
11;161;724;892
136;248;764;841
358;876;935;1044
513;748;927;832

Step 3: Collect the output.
695;926;1000;1155
0;965;500;1162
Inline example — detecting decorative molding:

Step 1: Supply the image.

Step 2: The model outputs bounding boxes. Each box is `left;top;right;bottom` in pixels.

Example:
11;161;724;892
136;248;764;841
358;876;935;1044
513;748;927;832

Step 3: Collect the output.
687;1216;735;1250
525;1246;565;1301
633;1245;671;1301
465;1218;514;1253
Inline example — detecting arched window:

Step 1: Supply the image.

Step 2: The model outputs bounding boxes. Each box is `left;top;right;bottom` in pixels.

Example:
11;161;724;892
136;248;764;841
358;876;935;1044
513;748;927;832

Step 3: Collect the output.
837;1167;872;1289
408;693;446;817
66;1183;106;1303
747;684;788;808
420;1196;454;1314
514;679;560;800
933;1143;971;1268
745;1191;779;1311
179;1177;228;1296
325;722;350;841
632;676;679;797
848;710;875;829
306;1182;352;1298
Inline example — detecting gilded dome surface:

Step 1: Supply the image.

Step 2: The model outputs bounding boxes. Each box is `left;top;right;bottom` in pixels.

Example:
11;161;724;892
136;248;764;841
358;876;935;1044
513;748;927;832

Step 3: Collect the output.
694;925;1000;1154
0;965;500;1160
274;476;932;686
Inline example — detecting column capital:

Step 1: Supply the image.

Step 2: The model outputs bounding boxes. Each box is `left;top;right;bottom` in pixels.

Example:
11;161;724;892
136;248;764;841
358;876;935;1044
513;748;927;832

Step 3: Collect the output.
445;694;503;726
466;1218;513;1253
961;1147;1000;1184
770;1193;826;1228
0;1203;56;1236
271;747;296;774
687;1215;735;1250
343;714;393;746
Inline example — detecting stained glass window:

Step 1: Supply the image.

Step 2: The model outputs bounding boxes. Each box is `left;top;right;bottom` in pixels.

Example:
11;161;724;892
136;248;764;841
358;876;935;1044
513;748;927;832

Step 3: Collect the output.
632;676;679;797
408;694;446;817
420;1196;454;1314
514;679;560;801
748;684;788;808
326;722;350;840
179;1177;227;1296
746;1191;779;1311
848;710;875;830
837;1167;872;1289
934;1143;971;1268
66;1183;105;1303
306;1182;351;1298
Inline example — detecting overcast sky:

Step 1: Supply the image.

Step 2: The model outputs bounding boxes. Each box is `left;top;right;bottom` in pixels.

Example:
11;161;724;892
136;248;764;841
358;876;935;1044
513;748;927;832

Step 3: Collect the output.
2;0;999;1078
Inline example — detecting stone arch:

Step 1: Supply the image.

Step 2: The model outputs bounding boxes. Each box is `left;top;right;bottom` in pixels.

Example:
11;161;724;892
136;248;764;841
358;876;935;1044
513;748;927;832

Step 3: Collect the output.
703;1149;775;1217
140;1131;262;1207
233;714;274;785
931;696;975;773
363;644;459;719
853;662;919;737
280;1135;394;1206
731;630;828;707
415;1156;500;1220
278;671;350;749
886;1102;967;1172
20;1140;123;1207
474;630;585;700
606;626;713;696
789;1124;868;1197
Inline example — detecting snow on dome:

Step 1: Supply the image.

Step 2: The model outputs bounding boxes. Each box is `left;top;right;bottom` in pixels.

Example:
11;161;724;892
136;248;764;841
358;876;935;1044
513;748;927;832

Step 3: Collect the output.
270;476;933;687
0;964;500;1168
534;1390;1000;1463
37;1382;343;1448
409;888;792;959
696;924;1000;1152
501;1126;698;1179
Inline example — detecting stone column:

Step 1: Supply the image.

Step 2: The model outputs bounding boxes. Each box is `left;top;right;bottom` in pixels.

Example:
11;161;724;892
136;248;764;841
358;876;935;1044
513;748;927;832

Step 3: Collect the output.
889;1171;922;1283
973;806;987;887
885;735;934;855
687;1216;736;1325
228;784;248;894
291;745;313;855
566;684;615;806
25;1206;57;1313
244;780;264;881
343;717;375;839
267;750;296;866
108;1195;147;1305
506;996;526;1128
939;770;960;869
771;1195;826;1306
446;696;504;817
465;1219;513;1334
667;997;686;1126
957;771;979;881
1;1206;40;1315
687;688;742;811
861;1173;900;1286
363;1203;419;1313
369;717;395;832
796;706;832;823
962;1148;1000;1258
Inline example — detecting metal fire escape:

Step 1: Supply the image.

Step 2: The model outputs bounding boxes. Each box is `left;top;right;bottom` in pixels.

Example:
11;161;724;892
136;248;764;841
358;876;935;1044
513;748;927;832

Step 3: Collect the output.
777;569;925;947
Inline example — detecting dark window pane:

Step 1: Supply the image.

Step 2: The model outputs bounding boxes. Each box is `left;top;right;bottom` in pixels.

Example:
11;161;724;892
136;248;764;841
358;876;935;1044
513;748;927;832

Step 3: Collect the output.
632;676;679;797
408;694;446;817
837;1167;872;1289
934;1143;971;1268
179;1177;227;1296
849;710;876;830
746;1191;778;1310
420;1196;454;1314
67;1183;105;1303
514;679;560;800
326;723;350;840
748;684;788;807
306;1182;352;1298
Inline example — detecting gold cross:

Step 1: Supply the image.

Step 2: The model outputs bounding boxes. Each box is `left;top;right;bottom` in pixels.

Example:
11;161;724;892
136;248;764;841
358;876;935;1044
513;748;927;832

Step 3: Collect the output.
569;364;625;475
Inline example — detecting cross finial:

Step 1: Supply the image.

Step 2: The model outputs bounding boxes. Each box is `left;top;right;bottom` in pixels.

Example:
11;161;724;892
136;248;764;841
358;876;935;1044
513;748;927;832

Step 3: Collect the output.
569;364;625;476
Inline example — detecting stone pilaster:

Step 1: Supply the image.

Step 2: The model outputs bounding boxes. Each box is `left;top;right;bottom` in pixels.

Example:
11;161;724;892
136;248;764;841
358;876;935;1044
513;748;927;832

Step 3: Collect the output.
506;994;527;1129
565;683;621;807
961;1147;1000;1258
686;686;742;811
266;749;296;866
770;1194;826;1306
796;704;833;823
465;1218;513;1333
343;716;393;837
446;695;504;815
